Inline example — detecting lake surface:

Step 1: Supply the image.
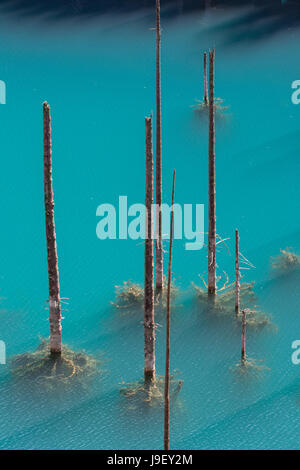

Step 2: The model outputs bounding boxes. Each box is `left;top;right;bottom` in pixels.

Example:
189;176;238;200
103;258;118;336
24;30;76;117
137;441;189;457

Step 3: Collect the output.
0;3;300;450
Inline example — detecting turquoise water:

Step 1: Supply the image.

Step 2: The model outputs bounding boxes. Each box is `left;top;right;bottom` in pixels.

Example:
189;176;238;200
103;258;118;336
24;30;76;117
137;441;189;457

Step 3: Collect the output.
0;4;300;450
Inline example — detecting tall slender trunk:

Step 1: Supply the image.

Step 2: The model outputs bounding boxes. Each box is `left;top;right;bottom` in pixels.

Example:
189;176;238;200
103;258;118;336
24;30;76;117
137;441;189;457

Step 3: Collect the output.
208;49;216;295
144;115;155;382
235;229;240;315
241;309;246;364
203;52;208;105
155;0;163;291
164;170;175;451
43;101;62;356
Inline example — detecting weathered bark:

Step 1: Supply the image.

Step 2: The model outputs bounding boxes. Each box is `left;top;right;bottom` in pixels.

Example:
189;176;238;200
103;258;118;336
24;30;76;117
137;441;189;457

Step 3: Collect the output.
155;0;164;291
208;49;216;295
144;115;155;382
241;309;246;364
43;101;62;356
164;170;175;452
203;52;208;105
235;229;240;315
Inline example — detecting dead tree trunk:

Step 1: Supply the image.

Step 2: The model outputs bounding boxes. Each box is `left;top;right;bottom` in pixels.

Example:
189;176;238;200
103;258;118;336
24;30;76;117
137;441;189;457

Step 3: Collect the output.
235;229;240;315
155;0;164;291
203;52;208;105
241;309;246;364
144;115;155;382
208;49;216;295
43;101;62;356
164;169;175;451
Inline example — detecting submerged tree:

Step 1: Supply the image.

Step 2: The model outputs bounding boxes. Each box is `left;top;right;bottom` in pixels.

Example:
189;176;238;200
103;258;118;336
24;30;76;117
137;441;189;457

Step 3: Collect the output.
10;102;98;389
43;101;62;356
271;248;300;273
144;115;156;382
241;309;246;364
232;307;269;377
164;170;175;451
155;0;164;291
194;227;272;328
120;133;182;407
203;52;208;106
192;47;227;115
208;49;216;295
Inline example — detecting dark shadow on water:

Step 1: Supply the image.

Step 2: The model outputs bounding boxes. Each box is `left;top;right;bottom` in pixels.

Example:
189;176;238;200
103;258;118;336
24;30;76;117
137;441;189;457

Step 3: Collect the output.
210;2;300;45
0;0;300;42
0;0;203;21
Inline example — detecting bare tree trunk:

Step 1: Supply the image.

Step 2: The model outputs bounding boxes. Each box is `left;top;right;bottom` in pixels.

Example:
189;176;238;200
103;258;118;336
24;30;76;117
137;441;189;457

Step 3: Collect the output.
235;229;240;315
155;0;164;291
43;101;62;356
164;170;175;451
144;115;155;382
203;52;208;105
208;49;216;295
241;309;246;364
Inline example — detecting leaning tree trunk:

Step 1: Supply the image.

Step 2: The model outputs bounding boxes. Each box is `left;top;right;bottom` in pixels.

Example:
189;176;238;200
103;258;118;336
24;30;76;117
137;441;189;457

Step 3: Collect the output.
164;169;175;451
241;309;246;365
208;49;216;295
43;101;62;356
155;0;164;291
235;229;240;315
144;115;155;382
203;52;208;105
